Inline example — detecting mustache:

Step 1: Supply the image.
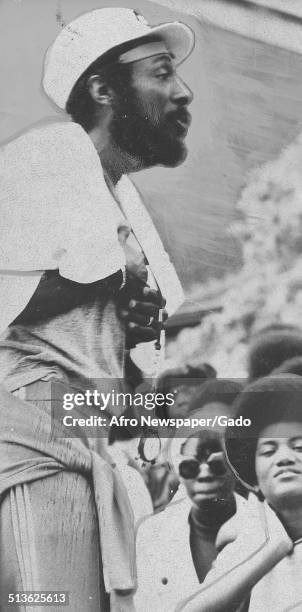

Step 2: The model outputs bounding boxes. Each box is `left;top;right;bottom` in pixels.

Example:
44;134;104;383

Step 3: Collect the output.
113;105;191;126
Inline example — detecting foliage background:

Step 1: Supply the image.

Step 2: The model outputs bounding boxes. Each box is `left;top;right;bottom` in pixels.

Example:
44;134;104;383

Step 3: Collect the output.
167;135;302;376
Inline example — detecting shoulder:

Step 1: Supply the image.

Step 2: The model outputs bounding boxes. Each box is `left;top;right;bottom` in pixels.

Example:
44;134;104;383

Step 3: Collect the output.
136;495;190;540
1;121;96;169
216;514;241;553
215;494;248;553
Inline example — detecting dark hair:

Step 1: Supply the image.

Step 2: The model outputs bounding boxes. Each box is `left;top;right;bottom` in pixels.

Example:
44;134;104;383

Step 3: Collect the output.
66;57;132;131
181;428;223;458
272;355;302;377
225;375;302;488
156;363;216;395
188;379;244;414
66;34;160;131
155;363;216;419
248;329;302;381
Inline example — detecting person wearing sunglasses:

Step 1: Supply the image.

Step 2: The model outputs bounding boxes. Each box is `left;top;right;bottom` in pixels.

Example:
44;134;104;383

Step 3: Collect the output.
141;363;217;513
135;404;246;612
177;375;302;612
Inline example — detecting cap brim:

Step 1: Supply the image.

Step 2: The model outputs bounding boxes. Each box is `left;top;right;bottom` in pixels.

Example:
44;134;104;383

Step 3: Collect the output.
150;21;195;65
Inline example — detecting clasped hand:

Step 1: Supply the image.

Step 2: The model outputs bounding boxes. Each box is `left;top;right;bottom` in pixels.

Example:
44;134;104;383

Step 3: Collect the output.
117;227;168;347
118;273;167;348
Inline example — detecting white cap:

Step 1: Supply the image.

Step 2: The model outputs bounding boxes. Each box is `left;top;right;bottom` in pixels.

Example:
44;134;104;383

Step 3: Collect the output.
43;7;195;110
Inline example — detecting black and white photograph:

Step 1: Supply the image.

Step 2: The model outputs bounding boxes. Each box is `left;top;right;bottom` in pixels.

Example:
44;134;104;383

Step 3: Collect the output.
1;0;302;610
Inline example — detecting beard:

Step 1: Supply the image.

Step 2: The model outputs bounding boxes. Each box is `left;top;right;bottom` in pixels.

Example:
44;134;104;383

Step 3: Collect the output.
109;88;188;168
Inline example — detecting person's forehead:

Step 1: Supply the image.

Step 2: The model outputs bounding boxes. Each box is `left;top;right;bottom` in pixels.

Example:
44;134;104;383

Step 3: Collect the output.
257;420;302;443
129;53;174;76
182;432;222;457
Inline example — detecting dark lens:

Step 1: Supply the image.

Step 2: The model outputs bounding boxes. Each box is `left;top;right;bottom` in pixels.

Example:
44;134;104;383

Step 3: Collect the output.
179;459;200;479
208;457;227;477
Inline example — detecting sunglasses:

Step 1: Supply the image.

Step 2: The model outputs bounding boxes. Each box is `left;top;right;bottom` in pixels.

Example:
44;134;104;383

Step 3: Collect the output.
179;452;228;479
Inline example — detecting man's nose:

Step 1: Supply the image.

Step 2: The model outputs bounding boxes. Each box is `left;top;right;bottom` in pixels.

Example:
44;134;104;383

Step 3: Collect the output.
172;75;193;106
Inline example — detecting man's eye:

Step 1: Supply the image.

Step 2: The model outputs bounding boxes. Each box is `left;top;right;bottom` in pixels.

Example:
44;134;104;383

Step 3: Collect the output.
293;443;302;452
155;71;170;80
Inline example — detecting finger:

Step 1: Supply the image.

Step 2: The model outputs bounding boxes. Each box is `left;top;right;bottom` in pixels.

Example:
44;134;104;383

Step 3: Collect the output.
118;309;129;320
128;300;160;317
127;322;157;342
123;277;150;299
142;287;163;305
118;308;158;329
162;308;168;321
127;312;155;327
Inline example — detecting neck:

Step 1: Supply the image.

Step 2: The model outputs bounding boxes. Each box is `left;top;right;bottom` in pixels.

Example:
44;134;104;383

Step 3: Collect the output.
191;493;236;530
88;124;146;185
278;505;302;541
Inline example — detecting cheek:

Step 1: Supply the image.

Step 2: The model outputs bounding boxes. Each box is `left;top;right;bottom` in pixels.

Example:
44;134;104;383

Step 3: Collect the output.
222;470;236;490
134;89;166;123
255;458;270;492
181;479;195;497
146;100;164;125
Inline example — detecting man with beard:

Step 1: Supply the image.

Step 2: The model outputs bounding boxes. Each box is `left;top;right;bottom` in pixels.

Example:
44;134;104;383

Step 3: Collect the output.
0;7;194;612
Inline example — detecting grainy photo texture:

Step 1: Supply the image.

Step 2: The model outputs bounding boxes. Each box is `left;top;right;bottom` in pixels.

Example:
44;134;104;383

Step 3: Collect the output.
1;1;302;611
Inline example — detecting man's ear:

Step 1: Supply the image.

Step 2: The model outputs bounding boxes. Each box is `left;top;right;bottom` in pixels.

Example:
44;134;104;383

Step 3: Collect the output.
87;75;112;107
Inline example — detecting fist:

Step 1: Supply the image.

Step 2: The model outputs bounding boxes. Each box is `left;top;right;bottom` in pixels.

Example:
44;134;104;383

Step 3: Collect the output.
118;278;167;348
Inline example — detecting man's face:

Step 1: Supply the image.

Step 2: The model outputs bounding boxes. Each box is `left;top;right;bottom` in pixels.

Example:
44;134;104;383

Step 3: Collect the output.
255;421;302;512
110;53;193;167
179;432;235;510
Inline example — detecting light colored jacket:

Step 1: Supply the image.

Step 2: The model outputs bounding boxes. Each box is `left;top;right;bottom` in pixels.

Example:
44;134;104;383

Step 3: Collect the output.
135;494;197;612
181;494;298;612
135;490;245;612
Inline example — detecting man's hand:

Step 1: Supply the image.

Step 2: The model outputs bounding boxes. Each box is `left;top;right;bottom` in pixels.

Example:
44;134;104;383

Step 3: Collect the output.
118;275;167;348
117;224;168;346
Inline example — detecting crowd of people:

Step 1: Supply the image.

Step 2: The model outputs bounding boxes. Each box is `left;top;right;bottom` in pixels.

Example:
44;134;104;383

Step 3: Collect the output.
109;324;302;611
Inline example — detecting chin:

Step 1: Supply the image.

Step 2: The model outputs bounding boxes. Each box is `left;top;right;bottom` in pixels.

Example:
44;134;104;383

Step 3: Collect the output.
158;147;188;168
269;486;302;509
